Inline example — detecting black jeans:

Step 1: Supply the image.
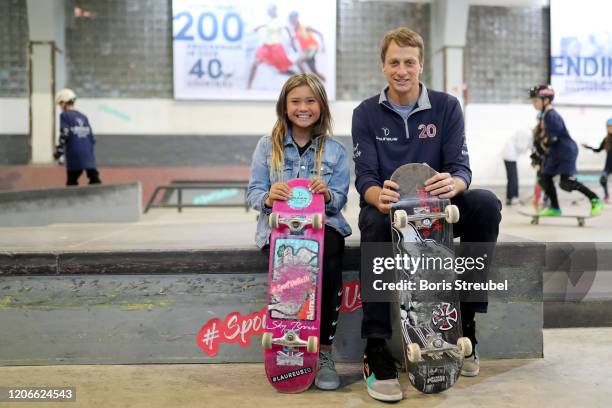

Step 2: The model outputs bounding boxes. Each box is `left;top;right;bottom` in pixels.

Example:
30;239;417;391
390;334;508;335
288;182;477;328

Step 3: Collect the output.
67;168;101;186
540;174;597;209
358;189;502;348
264;225;345;346
504;160;519;200
320;225;345;346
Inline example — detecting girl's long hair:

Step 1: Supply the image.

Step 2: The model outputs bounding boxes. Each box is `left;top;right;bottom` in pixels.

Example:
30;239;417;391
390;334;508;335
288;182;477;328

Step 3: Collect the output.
270;73;333;181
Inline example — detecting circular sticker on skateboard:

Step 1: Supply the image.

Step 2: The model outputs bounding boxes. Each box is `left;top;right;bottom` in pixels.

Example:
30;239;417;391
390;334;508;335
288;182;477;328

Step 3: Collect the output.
288;187;312;209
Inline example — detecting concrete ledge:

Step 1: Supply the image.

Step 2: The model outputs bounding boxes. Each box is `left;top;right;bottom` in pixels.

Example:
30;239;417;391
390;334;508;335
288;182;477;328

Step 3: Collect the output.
1;243;539;276
0;242;545;365
0;183;142;226
545;301;612;328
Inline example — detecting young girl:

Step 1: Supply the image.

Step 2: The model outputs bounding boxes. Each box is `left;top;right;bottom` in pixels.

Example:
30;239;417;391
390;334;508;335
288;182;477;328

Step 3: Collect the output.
247;73;351;390
582;118;612;202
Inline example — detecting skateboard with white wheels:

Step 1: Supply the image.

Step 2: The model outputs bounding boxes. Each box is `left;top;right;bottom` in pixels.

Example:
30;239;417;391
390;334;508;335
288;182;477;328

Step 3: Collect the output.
262;178;324;393
389;163;472;394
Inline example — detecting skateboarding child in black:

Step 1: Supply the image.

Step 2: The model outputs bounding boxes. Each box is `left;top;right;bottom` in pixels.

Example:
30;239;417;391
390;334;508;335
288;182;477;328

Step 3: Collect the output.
528;85;603;216
352;27;501;402
54;88;101;186
581;118;612;203
246;73;351;390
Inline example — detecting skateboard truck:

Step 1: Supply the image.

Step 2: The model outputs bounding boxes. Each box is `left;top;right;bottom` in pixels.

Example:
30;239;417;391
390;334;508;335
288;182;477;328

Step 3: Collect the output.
406;334;472;363
393;205;460;230
262;330;318;353
269;213;323;232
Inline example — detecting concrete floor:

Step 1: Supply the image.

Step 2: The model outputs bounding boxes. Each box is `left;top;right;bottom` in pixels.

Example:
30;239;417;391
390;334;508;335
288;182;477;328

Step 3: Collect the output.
1;185;611;252
0;328;609;407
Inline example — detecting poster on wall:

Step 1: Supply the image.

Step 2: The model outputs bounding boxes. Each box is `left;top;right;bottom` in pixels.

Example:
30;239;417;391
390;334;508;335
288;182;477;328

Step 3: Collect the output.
172;0;336;101
550;0;612;105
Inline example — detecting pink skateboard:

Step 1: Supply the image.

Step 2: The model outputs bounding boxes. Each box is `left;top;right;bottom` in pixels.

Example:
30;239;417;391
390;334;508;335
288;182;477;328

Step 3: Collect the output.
262;178;325;393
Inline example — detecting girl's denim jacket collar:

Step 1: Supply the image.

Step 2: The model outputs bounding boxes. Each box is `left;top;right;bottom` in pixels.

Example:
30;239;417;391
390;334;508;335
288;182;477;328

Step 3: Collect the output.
246;131;352;248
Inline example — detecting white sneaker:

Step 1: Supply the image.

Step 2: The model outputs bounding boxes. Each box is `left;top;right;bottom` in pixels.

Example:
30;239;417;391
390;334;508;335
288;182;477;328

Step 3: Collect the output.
461;350;480;377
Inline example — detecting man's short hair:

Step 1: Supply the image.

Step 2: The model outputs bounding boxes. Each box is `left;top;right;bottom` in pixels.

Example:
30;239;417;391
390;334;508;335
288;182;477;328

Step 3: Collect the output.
380;27;424;63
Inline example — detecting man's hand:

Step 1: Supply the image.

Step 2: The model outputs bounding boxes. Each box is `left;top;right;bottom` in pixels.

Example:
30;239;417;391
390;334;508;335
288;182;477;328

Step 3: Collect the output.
264;182;291;208
309;178;331;203
424;173;466;199
365;180;400;215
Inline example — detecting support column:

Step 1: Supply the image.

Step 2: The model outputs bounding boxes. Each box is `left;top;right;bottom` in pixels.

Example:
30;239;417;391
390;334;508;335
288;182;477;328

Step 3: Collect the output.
430;0;469;107
27;0;65;164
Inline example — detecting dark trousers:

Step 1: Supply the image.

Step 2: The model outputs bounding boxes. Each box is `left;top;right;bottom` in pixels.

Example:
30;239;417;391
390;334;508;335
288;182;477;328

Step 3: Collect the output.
540;174;597;209
67;168;101;186
320;225;345;346
600;171;609;197
359;189;502;348
504;160;519;200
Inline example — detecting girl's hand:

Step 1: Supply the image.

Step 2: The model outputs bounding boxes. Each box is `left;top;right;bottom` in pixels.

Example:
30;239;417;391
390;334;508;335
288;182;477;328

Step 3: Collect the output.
265;182;291;207
309;178;331;203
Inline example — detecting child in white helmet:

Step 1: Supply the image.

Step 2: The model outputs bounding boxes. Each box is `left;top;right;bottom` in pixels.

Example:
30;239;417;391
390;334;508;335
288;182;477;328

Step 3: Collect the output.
54;88;101;186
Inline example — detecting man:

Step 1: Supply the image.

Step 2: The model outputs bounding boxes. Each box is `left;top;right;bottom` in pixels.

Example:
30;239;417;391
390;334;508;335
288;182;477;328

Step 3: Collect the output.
351;27;501;402
54;88;101;186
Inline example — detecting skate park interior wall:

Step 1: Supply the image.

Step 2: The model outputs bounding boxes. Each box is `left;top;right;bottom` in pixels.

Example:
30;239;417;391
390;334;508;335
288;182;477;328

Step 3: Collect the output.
0;242;544;365
1;97;610;186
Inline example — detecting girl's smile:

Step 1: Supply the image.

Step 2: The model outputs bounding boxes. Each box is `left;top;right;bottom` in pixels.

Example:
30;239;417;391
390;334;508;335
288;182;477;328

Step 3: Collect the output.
286;85;321;132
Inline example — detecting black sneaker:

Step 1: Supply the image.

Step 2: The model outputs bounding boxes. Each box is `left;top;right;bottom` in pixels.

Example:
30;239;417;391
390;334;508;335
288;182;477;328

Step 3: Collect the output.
363;346;402;402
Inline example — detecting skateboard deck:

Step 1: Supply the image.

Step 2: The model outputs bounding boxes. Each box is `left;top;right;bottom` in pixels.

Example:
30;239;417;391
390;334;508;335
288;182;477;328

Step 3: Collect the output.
389;163;471;394
262;178;324;393
518;210;592;227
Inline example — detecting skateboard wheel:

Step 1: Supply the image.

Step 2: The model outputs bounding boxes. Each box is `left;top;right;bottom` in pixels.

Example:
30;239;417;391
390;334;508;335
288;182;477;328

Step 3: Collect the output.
269;212;280;229
306;336;318;353
262;332;273;349
445;205;460;223
407;342;421;363
457;337;472;357
394;210;408;229
578;218;585;227
312;213;323;230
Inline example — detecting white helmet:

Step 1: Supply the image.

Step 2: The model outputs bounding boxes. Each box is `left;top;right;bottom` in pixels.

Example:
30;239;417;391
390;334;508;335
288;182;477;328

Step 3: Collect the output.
55;88;76;104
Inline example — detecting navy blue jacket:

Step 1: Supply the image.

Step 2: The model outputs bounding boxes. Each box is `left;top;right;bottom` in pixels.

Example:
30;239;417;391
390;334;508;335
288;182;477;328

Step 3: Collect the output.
351;85;471;207
58;110;97;171
541;109;578;176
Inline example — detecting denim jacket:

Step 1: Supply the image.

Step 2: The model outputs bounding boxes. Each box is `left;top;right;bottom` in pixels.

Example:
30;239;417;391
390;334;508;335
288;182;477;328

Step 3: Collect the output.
247;131;352;248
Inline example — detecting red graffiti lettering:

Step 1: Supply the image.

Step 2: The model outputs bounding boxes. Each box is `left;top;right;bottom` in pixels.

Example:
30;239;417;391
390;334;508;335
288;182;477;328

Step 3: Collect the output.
196;280;364;357
339;279;362;313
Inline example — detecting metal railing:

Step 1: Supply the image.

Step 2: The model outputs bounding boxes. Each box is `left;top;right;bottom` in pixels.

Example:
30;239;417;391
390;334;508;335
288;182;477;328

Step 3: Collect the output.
144;180;249;213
